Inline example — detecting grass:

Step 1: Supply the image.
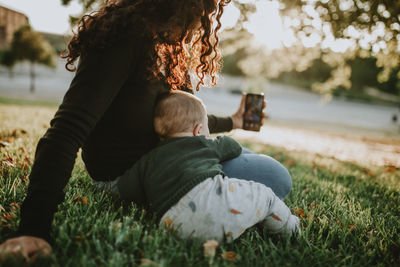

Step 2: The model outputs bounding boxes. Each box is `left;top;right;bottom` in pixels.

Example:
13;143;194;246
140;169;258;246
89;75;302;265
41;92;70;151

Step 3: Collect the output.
0;96;59;107
0;102;399;267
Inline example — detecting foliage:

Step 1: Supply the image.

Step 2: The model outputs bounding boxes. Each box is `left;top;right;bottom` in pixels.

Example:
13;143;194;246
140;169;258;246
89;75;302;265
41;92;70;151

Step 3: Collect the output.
61;0;400;98
11;25;55;68
10;25;56;92
41;32;70;55
0;50;17;77
1;103;400;266
273;56;400;101
279;0;400;95
226;0;400;96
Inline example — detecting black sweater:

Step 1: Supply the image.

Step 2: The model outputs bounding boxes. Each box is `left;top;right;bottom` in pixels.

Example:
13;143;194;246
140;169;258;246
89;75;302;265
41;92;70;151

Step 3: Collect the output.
18;34;233;242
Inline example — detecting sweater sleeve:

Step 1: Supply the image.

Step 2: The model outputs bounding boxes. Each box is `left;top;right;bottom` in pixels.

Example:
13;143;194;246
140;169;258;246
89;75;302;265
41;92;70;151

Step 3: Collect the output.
208;135;242;162
207;115;233;134
114;160;147;205
18;36;139;242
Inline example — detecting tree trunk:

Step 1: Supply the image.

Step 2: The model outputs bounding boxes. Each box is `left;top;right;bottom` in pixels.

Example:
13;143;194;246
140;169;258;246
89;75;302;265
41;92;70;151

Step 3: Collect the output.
8;67;14;78
30;61;35;93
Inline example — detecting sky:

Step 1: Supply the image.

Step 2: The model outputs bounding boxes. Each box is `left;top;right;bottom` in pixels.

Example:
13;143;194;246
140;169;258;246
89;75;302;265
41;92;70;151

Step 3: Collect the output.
0;0;291;49
0;0;82;34
0;0;354;52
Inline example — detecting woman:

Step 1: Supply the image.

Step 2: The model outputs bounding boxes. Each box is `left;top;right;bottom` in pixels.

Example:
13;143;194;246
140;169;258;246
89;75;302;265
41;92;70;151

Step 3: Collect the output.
0;0;291;261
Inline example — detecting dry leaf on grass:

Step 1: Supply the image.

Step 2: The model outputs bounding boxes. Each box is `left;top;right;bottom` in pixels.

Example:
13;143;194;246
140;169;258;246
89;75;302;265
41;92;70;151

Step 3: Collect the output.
2;158;15;167
295;207;305;218
221;251;239;262
81;197;89;205
385;166;396;173
72;194;89;205
139;258;158;267
285;159;296;167
347;225;356;231
203;239;218;258
1;212;14;222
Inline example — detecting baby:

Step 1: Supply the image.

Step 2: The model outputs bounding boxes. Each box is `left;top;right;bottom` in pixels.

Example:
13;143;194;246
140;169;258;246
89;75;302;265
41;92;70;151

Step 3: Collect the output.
100;90;300;242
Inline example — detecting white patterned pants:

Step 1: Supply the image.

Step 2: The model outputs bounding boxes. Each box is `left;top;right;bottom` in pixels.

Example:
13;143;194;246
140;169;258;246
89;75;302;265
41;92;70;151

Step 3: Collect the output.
160;174;300;242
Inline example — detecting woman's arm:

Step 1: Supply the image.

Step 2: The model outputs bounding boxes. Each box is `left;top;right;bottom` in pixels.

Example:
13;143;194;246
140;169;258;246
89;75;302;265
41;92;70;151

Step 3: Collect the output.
208;93;267;133
207;115;233;133
18;35;141;242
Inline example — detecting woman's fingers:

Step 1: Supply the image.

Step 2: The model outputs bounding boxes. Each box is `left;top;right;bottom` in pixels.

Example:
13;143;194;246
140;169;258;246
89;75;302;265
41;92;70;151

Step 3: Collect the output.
261;100;267;126
25;238;51;263
230;93;247;129
239;93;246;113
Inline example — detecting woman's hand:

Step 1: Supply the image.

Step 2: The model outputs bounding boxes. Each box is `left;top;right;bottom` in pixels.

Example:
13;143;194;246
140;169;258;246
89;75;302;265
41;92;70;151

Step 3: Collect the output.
0;236;52;264
230;93;267;129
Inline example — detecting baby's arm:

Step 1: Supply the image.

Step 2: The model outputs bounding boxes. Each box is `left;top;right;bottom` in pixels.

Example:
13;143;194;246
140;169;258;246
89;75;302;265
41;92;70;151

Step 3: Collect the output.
262;187;301;236
93;161;146;205
207;135;242;162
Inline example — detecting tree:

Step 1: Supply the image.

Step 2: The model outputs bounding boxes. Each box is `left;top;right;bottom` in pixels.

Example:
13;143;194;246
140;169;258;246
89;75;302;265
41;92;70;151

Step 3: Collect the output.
0;49;17;78
11;25;55;93
62;0;400;98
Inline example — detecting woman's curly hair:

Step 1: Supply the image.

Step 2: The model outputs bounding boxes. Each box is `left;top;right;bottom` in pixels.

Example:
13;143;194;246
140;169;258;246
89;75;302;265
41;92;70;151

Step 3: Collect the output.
63;0;231;91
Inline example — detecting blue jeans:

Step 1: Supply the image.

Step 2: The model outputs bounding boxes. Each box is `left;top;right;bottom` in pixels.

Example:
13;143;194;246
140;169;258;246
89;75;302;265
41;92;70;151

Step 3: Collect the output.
221;148;292;200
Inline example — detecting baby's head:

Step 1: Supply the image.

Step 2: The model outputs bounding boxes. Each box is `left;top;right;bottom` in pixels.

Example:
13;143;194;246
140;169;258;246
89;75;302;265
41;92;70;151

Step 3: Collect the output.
154;90;209;139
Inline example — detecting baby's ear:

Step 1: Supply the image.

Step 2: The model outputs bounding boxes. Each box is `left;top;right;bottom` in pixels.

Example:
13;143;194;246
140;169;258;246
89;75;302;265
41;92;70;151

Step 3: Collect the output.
193;123;203;136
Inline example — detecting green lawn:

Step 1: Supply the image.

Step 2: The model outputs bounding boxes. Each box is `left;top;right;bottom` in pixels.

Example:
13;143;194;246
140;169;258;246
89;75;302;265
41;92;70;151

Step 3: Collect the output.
0;101;399;266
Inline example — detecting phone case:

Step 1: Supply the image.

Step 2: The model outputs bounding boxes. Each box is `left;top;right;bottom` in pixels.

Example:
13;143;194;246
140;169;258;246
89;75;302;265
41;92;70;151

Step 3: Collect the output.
243;93;264;131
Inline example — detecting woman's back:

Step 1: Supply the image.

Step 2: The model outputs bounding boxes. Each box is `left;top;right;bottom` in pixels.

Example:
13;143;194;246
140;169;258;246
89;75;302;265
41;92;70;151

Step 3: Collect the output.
82;76;169;180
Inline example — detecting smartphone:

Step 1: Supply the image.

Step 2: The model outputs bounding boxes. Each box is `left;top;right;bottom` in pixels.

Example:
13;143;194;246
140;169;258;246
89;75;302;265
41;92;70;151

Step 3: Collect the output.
243;93;264;131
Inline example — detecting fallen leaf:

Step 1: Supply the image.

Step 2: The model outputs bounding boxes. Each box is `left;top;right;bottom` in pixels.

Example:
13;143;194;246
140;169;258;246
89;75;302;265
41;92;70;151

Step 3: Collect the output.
9;202;20;212
285;159;296;167
72;194;81;203
2;212;14;221
230;208;242;214
385;166;396;173
0;141;10;147
24;155;31;164
163;216;174;230
139;259;158;267
74;234;85;243
81;197;89;205
221;251;238;262
3;158;15;167
295;207;305;218
362;168;376;176
347;225;356;231
203;239;218;258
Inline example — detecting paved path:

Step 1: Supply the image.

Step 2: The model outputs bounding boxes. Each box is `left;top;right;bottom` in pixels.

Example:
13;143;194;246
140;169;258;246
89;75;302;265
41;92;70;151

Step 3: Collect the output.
231;124;400;168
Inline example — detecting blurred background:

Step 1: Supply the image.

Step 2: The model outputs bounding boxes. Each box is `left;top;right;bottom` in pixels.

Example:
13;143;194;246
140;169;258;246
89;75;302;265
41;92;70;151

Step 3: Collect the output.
0;0;399;167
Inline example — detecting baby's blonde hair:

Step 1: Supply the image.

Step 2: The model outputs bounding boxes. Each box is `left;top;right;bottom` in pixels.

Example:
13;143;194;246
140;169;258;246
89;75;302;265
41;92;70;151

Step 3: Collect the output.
154;90;207;138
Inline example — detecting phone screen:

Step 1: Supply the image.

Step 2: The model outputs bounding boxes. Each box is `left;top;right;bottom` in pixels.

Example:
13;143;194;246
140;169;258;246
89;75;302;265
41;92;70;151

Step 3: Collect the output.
243;93;264;131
